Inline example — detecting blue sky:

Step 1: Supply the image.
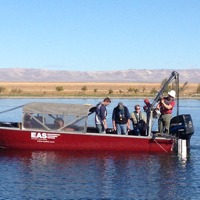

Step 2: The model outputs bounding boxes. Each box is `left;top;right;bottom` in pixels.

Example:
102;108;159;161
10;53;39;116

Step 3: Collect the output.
0;0;199;71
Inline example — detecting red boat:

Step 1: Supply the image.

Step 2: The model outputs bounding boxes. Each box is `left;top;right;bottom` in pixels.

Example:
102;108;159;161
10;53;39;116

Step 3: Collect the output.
0;71;194;152
0;102;174;152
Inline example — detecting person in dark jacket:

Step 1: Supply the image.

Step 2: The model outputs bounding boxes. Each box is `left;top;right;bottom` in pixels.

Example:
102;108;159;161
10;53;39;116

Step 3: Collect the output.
112;102;131;135
95;97;111;133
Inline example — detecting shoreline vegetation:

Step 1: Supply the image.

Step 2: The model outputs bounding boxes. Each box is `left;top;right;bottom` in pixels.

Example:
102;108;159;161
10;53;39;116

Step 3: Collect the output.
0;82;200;99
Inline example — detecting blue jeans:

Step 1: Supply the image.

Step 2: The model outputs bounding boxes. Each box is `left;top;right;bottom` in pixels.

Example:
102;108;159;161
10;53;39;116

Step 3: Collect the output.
96;123;105;133
116;124;127;135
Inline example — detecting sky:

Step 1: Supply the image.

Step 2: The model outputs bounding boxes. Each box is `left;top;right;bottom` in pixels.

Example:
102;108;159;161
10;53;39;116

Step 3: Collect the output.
0;0;200;71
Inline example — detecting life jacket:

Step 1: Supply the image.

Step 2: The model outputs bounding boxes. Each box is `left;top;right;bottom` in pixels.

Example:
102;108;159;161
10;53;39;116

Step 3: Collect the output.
133;111;143;123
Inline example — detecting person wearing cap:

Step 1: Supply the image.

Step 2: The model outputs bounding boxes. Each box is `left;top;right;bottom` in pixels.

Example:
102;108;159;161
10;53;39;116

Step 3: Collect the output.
131;104;147;136
95;97;111;133
112;102;131;135
156;90;176;134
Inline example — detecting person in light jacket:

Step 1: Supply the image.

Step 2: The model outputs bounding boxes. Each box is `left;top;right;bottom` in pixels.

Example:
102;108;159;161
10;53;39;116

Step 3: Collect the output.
131;104;147;136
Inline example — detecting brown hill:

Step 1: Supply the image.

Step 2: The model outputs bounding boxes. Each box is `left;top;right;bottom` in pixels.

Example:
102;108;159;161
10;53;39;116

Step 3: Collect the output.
0;68;199;83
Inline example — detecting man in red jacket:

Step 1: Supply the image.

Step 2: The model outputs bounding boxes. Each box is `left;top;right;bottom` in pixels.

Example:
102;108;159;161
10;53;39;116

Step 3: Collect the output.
156;90;176;134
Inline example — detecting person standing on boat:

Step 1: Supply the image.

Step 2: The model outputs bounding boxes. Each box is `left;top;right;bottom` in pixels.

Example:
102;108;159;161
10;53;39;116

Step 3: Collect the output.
131;104;147;136
156;90;176;134
112;102;131;135
95;97;111;133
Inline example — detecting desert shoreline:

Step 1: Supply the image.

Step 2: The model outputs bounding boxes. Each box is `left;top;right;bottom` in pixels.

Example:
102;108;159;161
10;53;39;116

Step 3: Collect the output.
0;96;200;99
0;82;199;98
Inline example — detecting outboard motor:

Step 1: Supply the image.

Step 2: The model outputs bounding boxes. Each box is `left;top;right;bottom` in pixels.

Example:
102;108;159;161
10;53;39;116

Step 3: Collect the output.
170;114;194;150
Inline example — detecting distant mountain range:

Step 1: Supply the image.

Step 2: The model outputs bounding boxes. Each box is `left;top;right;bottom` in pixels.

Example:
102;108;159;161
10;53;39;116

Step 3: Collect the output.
0;68;199;83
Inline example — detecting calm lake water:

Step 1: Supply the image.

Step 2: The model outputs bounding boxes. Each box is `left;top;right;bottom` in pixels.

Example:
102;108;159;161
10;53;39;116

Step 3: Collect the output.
0;98;200;200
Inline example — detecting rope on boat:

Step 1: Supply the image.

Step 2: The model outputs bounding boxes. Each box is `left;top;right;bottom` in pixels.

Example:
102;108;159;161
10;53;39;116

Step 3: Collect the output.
0;104;25;115
153;139;168;153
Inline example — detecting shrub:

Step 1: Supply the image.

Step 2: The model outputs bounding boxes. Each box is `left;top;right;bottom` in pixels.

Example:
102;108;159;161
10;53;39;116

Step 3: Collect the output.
160;78;171;93
150;87;157;94
180;82;188;93
142;86;146;93
11;89;23;93
119;89;123;94
127;87;134;93
133;88;139;94
196;84;200;94
108;89;113;94
81;85;87;93
55;86;64;92
0;86;6;93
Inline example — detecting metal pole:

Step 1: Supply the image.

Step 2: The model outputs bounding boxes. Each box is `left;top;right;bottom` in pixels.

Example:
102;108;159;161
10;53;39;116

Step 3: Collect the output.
150;71;179;109
147;110;153;136
176;73;179;117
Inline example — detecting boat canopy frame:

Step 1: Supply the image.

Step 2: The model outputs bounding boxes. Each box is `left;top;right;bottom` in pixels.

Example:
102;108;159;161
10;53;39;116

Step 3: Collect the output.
22;102;95;132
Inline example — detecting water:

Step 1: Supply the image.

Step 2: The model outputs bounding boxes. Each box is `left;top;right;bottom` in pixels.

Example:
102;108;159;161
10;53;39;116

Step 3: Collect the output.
0;98;200;200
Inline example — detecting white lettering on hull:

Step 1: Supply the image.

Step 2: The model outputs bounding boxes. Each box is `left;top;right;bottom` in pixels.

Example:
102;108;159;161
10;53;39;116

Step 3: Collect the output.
31;132;60;143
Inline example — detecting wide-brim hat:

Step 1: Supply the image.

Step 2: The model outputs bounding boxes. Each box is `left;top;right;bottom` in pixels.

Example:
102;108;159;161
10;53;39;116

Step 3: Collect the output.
168;90;176;98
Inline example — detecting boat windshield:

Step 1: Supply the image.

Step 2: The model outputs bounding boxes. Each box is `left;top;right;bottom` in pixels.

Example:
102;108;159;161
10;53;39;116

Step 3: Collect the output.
22;102;95;132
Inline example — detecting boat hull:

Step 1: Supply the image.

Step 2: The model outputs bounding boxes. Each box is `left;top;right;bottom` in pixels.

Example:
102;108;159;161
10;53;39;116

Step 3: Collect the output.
0;128;174;153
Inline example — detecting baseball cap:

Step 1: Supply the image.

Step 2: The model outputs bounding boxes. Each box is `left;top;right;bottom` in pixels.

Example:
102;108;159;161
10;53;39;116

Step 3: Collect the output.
118;102;124;109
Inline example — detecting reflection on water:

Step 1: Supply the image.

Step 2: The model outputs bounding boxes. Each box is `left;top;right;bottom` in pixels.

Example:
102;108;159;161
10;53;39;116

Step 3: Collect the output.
0;149;200;199
0;98;200;199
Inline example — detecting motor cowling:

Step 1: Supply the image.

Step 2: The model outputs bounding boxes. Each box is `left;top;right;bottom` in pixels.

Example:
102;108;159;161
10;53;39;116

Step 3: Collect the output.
170;114;194;139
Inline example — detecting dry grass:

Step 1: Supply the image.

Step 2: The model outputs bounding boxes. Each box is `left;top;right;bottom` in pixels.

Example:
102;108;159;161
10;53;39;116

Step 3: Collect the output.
0;82;199;97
